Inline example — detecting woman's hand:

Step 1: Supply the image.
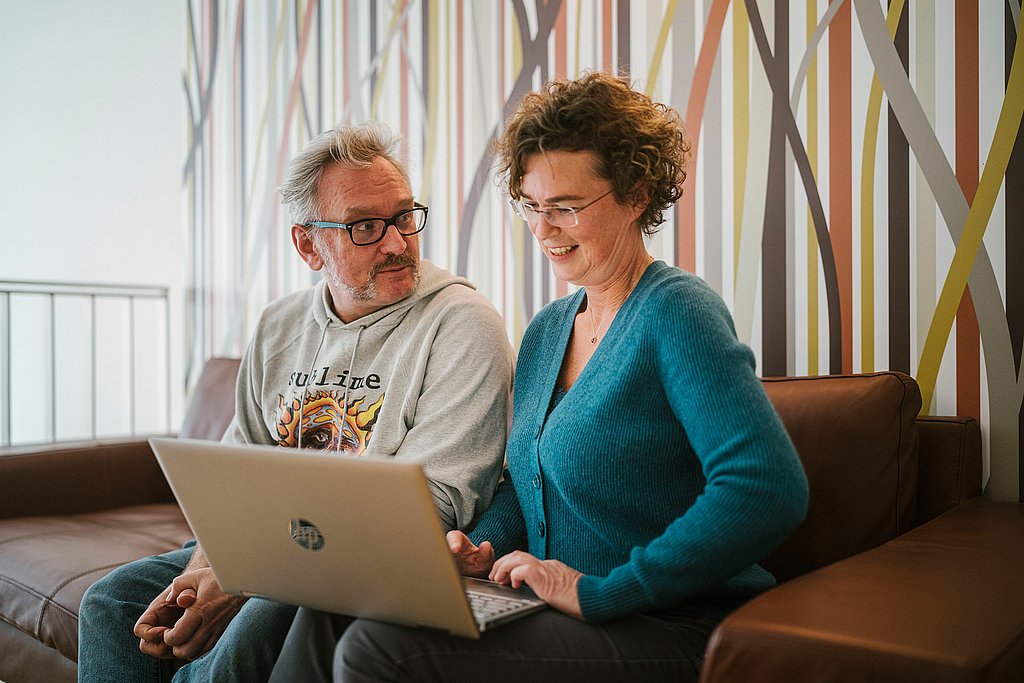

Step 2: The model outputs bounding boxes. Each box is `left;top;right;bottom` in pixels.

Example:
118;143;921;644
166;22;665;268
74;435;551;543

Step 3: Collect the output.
446;530;495;577
490;551;583;620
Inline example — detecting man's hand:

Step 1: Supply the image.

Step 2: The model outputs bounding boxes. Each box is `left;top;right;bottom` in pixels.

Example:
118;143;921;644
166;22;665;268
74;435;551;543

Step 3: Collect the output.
134;567;246;661
490;551;583;620
135;585;184;659
446;530;495;578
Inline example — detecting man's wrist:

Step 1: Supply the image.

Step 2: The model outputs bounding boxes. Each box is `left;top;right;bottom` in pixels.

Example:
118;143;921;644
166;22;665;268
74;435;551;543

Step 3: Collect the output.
184;546;210;572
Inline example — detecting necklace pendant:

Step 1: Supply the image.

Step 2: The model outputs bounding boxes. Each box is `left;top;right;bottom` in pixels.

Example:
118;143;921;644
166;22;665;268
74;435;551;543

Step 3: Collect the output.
590;336;597;344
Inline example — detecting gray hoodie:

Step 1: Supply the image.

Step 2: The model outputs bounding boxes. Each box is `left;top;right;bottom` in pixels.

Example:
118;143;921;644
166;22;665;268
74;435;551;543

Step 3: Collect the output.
223;260;513;531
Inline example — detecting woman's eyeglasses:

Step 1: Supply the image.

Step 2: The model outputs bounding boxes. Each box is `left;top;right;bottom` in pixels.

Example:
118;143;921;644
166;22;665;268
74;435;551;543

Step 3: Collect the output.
509;189;613;228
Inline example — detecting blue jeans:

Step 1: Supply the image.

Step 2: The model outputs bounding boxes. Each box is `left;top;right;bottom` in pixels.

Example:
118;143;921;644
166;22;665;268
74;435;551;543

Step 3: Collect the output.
78;543;297;683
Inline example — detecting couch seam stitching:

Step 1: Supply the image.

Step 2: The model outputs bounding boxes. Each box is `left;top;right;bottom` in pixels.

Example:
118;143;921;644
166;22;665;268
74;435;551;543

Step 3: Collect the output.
33;562;124;642
953;419;967;506
890;372;909;536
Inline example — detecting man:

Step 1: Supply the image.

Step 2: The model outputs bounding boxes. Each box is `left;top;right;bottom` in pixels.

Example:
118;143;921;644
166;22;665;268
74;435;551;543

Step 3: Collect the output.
77;122;513;682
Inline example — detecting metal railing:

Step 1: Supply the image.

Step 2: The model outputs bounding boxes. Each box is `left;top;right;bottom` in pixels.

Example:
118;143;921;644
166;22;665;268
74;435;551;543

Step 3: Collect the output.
0;280;172;447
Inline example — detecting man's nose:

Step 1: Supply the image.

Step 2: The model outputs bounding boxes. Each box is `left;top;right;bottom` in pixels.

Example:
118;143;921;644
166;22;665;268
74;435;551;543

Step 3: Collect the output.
378;222;409;253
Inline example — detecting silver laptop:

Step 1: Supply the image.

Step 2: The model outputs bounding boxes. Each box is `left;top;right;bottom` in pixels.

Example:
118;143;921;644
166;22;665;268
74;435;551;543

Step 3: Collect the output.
149;437;546;639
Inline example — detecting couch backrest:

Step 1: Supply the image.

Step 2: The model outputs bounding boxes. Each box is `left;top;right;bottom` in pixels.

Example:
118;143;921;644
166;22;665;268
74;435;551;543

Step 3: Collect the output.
915;415;982;525
179;361;958;584
180;357;242;441
759;372;921;582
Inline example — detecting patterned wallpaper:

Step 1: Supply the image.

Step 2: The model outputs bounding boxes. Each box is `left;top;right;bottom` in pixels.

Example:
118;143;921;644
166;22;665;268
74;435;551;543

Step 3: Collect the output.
183;0;1023;501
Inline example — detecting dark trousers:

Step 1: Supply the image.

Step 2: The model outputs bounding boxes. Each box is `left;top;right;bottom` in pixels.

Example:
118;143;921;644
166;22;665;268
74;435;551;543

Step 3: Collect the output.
271;605;717;683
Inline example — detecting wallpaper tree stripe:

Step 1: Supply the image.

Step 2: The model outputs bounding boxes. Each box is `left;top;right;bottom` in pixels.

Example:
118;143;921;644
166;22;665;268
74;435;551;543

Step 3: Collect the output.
183;0;1024;502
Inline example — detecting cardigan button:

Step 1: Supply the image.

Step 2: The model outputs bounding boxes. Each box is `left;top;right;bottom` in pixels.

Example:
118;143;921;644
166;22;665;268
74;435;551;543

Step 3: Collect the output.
537;521;546;537
532;473;541;489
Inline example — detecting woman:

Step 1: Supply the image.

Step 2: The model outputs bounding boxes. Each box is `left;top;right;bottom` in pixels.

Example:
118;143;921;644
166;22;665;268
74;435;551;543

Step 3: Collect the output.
333;72;809;682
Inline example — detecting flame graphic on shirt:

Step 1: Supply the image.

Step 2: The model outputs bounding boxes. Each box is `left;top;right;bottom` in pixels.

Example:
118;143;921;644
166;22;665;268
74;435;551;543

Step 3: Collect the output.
276;391;384;453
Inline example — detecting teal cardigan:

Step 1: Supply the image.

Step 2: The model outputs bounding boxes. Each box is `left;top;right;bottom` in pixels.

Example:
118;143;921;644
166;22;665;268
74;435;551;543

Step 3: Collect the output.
470;261;808;623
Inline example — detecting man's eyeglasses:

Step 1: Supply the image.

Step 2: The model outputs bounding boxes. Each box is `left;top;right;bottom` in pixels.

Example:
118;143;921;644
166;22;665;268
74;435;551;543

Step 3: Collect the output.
509;189;614;228
304;204;429;246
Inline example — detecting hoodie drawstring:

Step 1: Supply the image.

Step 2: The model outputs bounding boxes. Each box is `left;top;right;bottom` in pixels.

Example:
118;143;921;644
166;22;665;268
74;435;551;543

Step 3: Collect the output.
297;320;331;452
296;321;366;455
341;325;365;453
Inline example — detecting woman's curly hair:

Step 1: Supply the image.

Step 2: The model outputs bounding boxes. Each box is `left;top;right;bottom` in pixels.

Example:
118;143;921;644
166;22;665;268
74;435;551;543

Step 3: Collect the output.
494;71;691;236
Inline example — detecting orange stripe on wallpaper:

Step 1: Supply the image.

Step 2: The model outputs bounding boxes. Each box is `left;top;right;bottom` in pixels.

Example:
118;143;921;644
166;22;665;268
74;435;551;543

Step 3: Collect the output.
555;0;568;299
602;0;613;72
912;10;1024;423
678;0;729;274
829;0;853;374
556;0;567;78
182;0;1024;501
444;4;453;264
955;0;980;420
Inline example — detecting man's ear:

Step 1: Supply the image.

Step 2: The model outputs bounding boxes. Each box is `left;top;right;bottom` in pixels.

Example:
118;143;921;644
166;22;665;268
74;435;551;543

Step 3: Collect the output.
291;225;324;271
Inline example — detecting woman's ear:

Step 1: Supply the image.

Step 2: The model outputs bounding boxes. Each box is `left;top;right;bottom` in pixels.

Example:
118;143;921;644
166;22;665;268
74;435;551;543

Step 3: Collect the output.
291;225;324;271
628;186;650;222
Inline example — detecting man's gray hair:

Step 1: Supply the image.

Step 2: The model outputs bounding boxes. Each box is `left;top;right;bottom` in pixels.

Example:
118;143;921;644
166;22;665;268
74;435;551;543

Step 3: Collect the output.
279;121;409;225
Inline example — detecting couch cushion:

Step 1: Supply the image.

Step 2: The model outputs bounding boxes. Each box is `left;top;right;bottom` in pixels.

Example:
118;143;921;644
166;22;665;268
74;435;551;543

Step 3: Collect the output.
760;372;920;581
0;504;193;663
701;501;1024;682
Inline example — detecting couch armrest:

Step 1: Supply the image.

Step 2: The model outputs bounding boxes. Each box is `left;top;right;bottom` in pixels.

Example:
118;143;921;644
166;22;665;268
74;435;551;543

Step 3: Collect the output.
180;357;241;440
915;415;983;526
700;500;1024;682
0;437;176;518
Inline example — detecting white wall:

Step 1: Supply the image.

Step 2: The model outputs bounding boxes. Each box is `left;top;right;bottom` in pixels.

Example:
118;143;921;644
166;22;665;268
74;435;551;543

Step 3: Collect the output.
0;1;187;442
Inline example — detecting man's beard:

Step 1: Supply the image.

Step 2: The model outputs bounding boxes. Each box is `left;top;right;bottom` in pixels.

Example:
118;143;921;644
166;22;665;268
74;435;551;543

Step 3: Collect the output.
319;244;420;303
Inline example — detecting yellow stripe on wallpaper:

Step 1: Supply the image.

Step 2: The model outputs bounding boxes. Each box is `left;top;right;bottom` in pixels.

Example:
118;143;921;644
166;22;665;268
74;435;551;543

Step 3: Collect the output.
917;27;1024;412
182;0;1023;501
644;0;677;95
369;0;409;119
420;0;441;201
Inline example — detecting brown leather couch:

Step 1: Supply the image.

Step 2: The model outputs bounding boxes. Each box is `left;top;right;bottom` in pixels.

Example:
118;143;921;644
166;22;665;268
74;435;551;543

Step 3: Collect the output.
701;372;1024;681
1;364;1020;681
0;357;240;683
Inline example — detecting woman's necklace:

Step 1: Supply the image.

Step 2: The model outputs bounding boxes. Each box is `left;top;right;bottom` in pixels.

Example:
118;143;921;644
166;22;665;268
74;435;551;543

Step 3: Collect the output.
588;306;600;344
582;255;653;346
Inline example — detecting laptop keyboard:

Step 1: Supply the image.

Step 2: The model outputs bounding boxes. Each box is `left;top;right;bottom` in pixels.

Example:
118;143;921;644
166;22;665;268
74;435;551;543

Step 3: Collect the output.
466;589;539;622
